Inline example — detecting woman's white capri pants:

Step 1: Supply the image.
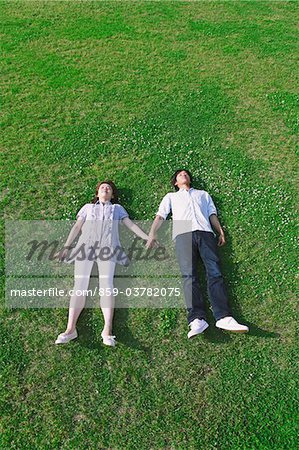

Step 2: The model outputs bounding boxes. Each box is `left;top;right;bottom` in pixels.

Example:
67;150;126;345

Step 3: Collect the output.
72;258;116;297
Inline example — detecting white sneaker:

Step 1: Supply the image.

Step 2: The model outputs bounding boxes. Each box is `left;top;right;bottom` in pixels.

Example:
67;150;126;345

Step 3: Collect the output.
216;316;249;333
101;333;117;347
188;318;209;339
55;329;78;344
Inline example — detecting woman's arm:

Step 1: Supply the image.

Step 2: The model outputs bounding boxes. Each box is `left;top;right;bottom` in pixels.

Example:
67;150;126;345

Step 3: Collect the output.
122;217;149;240
54;218;85;260
64;218;84;247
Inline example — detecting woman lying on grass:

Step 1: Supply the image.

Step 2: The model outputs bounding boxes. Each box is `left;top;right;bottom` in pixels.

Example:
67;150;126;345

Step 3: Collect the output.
54;180;149;347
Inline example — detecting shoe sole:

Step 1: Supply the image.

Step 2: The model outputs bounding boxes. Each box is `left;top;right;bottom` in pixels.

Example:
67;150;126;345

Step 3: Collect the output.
188;323;209;339
216;327;249;333
55;339;77;344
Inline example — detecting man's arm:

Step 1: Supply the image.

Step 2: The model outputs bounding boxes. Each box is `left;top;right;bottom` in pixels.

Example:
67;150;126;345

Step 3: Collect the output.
209;214;226;247
146;215;164;248
146;193;171;248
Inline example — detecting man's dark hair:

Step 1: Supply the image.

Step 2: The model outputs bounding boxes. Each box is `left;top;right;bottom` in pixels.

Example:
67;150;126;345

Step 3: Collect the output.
171;169;193;191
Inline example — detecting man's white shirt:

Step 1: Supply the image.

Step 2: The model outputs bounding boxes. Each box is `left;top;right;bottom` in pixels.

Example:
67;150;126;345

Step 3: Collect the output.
156;187;217;239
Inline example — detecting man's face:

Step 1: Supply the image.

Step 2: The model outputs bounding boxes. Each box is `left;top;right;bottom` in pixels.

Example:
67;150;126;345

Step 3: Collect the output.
175;170;190;187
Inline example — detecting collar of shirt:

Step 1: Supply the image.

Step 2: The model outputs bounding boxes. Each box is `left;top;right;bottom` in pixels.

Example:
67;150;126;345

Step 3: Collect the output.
95;200;112;205
178;187;194;192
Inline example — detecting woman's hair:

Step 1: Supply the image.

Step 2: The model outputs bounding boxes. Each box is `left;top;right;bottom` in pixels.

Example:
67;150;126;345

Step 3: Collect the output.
91;180;119;204
170;169;193;191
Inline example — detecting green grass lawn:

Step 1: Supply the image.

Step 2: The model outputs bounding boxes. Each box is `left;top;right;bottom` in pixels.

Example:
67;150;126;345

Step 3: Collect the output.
1;1;298;448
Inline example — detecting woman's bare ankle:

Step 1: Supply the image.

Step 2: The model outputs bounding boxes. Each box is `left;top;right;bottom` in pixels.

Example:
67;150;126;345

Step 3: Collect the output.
65;328;76;335
101;328;112;336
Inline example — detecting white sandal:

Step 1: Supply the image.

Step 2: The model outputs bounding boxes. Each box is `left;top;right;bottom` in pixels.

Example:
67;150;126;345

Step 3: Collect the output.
55;329;78;344
101;333;116;347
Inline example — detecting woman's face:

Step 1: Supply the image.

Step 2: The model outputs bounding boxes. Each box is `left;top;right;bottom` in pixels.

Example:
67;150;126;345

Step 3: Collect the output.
97;183;113;202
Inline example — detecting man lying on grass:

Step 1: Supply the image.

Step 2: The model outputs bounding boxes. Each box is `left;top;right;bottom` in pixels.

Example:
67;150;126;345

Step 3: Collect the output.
146;169;249;339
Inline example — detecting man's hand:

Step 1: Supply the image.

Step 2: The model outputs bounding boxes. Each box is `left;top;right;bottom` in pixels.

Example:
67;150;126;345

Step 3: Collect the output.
209;214;226;247
146;236;158;249
218;233;226;247
146;215;164;249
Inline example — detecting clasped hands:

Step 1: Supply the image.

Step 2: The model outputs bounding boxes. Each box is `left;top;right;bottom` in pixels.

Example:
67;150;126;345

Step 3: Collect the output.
145;235;160;249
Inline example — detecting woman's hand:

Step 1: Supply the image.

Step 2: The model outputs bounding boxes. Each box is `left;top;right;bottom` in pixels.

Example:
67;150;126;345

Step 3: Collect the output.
145;236;158;249
53;248;69;261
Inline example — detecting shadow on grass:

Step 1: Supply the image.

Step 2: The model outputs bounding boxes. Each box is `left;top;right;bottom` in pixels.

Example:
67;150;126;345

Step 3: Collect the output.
117;187;134;218
113;308;152;355
201;193;279;341
76;307;152;355
213;203;279;340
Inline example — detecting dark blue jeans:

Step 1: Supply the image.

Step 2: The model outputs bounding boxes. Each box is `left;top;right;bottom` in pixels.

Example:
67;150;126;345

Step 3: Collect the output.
175;231;231;323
